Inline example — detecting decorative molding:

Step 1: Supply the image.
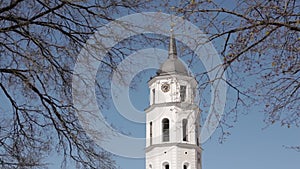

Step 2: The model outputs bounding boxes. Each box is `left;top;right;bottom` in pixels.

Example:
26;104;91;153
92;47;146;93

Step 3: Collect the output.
145;143;202;153
145;102;200;113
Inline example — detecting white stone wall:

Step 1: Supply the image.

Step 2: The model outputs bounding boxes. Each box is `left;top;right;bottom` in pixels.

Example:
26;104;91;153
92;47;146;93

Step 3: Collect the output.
146;74;201;169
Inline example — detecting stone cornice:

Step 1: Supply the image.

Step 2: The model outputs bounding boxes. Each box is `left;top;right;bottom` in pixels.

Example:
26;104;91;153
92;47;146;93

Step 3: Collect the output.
145;143;202;153
144;102;200;113
148;74;197;86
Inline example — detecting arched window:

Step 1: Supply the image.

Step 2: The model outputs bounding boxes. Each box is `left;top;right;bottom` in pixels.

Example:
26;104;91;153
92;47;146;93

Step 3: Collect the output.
152;89;155;104
196;123;199;146
180;85;186;102
162;118;169;142
183;163;189;169
163;162;170;169
182;119;188;141
150;122;153;145
197;153;201;169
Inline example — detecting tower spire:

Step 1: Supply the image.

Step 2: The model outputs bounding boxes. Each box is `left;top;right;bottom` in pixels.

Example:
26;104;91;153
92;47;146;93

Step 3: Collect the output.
168;27;177;59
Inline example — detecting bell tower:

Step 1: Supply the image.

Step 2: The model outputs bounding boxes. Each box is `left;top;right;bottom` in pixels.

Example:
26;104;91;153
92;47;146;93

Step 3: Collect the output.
145;31;202;169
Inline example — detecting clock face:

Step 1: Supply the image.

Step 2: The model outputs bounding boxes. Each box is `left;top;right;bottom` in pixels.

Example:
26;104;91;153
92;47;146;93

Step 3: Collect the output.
161;83;170;92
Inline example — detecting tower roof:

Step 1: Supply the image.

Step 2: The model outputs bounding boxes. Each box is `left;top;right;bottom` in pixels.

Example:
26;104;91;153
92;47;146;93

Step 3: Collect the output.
158;30;189;76
168;30;177;59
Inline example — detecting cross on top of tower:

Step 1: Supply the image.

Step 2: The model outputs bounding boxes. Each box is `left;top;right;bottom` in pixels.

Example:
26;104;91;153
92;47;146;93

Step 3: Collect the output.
168;27;177;59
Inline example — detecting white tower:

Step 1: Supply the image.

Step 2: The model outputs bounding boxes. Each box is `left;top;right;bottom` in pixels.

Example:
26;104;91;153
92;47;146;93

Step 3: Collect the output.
145;32;202;169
